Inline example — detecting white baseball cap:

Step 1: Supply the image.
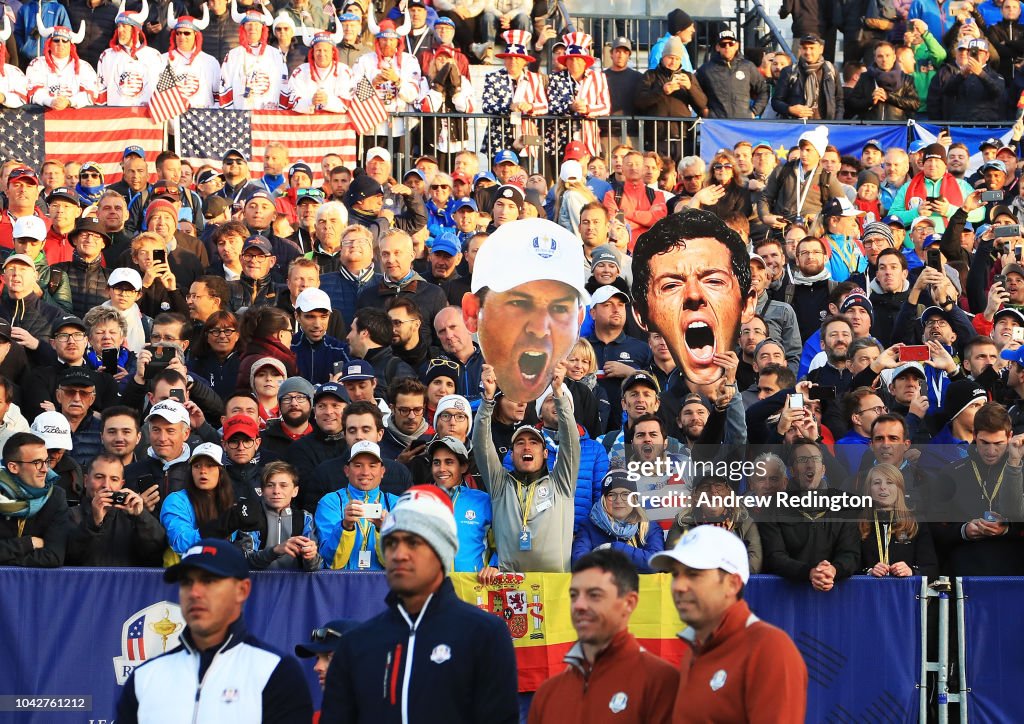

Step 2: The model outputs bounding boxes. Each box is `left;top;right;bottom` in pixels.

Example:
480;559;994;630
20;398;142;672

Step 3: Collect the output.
558;159;584;183
3;253;35;269
30;410;73;451
366;147;391;165
146;399;190;426
295;287;332;313
189;442;224;465
107;267;143;290
590;284;630;306
470;218;588;303
649;524;750;583
348;439;383;462
12;215;46;242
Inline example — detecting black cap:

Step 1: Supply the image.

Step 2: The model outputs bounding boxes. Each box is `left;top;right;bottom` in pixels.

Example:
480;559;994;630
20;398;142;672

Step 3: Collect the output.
667;8;694;32
164;538;250;582
54;314;87;332
922;143;947;162
621;370;660;394
295;619;361;657
203;195;230;219
799;33;824;44
58;366;97;388
347;174;385;204
69;216;111;246
314;382;346;403
944;379;987;422
601;469;637;496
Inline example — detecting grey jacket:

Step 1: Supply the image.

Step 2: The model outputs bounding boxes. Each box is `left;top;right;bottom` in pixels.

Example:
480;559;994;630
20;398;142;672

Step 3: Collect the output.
756;292;802;373
474;390;580;572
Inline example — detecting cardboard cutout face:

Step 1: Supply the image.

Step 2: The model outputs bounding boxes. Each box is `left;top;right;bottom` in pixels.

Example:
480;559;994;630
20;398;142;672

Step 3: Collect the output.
630;210;756;386
464;218;587;403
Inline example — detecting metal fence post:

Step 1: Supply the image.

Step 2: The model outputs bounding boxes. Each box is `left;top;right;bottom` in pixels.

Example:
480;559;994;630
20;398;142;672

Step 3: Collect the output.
955;578;968;724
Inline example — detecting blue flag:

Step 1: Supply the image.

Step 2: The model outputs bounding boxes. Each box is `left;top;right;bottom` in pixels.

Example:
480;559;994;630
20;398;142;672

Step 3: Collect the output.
700;119;909;164
912;123;1014;175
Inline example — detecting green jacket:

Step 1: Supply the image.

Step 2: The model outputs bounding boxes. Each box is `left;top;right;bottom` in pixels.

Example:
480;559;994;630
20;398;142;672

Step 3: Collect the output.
912;31;947;113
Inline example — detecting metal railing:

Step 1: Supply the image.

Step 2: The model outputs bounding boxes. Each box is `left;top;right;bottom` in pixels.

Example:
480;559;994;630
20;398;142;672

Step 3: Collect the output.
741;0;794;59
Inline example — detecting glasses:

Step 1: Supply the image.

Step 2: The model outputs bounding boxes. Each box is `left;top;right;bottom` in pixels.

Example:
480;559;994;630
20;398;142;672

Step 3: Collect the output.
51;38;69;44
175;30;194;35
225;437;256;449
186;293;209;301
718;40;737;47
208;327;237;337
150;333;181;343
54;332;87;343
795;456;823;465
79;172;101;179
838;169;858;177
395;406;424;416
923;319;950;328
224;159;244;166
241;252;269;261
427;358;459;372
438;412;468;422
310;626;342;642
712;163;733;170
605;492;632;502
859;404;888;416
797;250;824;257
341;238;370;246
59;387;95;398
111;284;138;293
391;318;416;327
430;184;451;189
280;394;310;406
682;174;702;180
10;459;48;470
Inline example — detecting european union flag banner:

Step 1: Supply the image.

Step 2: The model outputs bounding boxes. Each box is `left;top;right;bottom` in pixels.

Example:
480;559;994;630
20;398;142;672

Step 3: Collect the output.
700;119;908;163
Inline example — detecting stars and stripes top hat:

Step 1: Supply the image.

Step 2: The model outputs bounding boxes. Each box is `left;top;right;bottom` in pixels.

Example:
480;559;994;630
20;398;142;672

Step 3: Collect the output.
496;29;535;62
556;31;595;68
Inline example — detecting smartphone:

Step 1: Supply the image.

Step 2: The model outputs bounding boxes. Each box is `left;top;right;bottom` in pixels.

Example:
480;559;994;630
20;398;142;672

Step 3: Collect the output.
787;393;804;409
808;386;836;401
1017;246;1022;262
169;388;186;403
614;211;625;224
982;190;1005;203
333;360;347;374
111;491;128;506
994;225;1020;238
101;347;119;375
144;344;177;380
361;503;383;518
1014;327;1024;342
152;248;166;265
136;473;154;493
927;247;942;271
995;274;1008;287
899;345;931;362
983;510;1006;523
927;196;941;203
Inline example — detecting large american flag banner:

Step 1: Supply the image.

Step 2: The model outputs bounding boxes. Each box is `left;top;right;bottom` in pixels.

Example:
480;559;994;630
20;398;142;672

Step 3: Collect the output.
0;107;163;184
178;108;358;182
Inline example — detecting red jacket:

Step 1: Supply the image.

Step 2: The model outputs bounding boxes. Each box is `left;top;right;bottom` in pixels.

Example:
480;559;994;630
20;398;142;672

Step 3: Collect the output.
44;225;74;265
0;210;50;251
673;599;807;723
529;630;678;724
602;182;668;252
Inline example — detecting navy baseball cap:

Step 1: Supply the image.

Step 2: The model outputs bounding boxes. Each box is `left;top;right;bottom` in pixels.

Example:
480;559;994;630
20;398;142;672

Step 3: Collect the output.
164;538;249;582
340;359;375;382
314;382;346;402
883;214;906;229
245;188;275;205
493;150;519;166
242;235;274;255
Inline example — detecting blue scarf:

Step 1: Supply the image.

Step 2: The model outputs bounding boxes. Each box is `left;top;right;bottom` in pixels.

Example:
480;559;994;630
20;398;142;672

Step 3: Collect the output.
75;181;105;207
85;346;130;371
0;469;57;519
589;500;638;540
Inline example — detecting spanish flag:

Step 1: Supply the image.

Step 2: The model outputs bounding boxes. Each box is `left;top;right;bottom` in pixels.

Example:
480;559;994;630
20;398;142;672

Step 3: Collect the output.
451;572;686;692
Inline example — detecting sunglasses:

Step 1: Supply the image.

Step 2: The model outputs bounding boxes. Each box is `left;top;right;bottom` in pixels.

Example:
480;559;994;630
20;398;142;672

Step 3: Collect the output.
427;357;460;372
712;163;733;170
224;159;245;166
80;172;101;179
310;626;342;642
682;174;702;180
175;30;194;35
718;40;737;47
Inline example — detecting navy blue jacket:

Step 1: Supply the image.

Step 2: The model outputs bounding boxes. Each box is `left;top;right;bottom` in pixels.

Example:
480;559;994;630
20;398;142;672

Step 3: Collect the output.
320;577;518;724
319;270;382;332
292;333;350;385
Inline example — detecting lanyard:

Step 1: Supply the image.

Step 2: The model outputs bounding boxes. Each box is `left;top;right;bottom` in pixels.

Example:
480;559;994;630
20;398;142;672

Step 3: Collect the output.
971;461;1005;511
515;479;538;532
799;509;826;522
794;163;817;217
873;511;892;566
355;490;382;552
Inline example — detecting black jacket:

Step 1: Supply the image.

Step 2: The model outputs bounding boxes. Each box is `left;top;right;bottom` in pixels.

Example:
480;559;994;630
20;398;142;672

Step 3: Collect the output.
66;501;167;567
772;59;844;119
259;418;311;466
846;66;920;120
940;65;1008;122
695;53;768;118
0;484;71;567
362;345;418;393
285;429;347;507
635;65;708;118
124;455;191;516
858;513;938;577
321;577;519;724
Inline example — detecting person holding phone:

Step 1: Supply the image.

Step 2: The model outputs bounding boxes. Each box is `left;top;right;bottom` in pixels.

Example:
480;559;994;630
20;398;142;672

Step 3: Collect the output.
889;143;984;229
315;440;399;570
129;231;189;318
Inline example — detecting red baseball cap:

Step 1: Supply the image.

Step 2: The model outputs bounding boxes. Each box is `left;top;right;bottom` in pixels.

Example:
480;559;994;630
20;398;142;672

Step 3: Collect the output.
563;141;587;161
223;414;259;441
451;171;471;184
8;167;39;186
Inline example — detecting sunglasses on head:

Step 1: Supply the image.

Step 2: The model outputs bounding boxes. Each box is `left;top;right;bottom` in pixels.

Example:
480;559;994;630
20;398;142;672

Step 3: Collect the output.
310;626;342;642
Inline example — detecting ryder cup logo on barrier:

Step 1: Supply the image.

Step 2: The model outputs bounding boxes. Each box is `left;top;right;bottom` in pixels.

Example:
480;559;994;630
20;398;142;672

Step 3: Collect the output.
112;602;185;685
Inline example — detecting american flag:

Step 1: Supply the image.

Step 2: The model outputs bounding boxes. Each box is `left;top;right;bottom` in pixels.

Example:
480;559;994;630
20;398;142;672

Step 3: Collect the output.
149;63;190;124
348;77;388;137
0;108;163;183
126;615;147;660
178;109;357;183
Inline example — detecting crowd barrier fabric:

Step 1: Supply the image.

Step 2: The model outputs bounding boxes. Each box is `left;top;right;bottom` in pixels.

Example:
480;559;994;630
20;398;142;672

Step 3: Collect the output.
699;119;910;163
960;577;1024;723
0;568;923;722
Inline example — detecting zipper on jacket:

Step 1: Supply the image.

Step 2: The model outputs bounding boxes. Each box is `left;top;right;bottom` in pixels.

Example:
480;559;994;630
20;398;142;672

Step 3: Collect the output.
395;593;434;724
190;633;234;724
